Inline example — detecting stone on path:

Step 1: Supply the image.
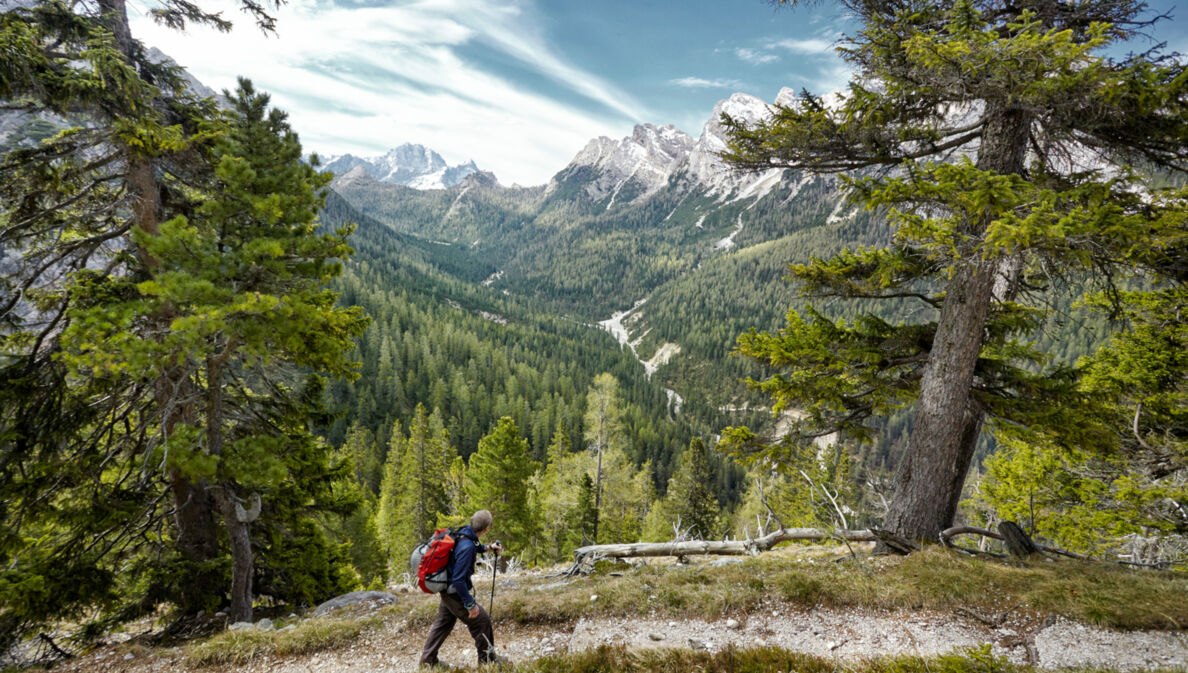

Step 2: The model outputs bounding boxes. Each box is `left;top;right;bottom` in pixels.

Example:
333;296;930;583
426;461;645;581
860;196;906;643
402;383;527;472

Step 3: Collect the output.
312;590;399;617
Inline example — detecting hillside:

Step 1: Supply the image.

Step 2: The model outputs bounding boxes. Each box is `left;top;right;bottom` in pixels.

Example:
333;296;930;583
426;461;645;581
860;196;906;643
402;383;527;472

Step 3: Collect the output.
46;547;1188;673
319;190;750;497
325;91;881;446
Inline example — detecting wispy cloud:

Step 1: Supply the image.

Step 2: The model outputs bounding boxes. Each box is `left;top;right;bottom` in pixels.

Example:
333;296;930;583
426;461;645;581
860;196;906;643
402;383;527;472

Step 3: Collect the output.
735;47;779;65
734;35;838;65
771;38;835;54
669;76;745;89
129;0;646;185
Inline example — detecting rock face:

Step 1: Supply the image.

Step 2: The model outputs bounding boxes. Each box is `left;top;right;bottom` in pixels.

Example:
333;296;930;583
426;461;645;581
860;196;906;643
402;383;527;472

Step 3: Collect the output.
550;89;802;208
145;47;221;101
683;92;775;195
560;124;696;204
322;145;481;189
312;590;399;617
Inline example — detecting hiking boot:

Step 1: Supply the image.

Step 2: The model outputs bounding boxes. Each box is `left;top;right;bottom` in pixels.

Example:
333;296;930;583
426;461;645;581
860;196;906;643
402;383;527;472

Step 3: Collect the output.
420;659;452;670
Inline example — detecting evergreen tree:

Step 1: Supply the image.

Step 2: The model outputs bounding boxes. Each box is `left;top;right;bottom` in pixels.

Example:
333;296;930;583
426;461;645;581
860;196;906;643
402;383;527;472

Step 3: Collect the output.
1;1;227;638
391;404;455;557
60;79;368;621
443;455;469;521
974;240;1188;560
464;417;540;554
342;424;383;495
374;420;406;562
720;0;1188;542
566;473;598;550
335;487;387;587
655;438;720;540
535;426;582;561
593;447;652;544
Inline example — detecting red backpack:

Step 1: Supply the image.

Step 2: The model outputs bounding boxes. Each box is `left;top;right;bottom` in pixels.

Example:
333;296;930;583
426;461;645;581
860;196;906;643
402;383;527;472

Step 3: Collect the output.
411;528;458;593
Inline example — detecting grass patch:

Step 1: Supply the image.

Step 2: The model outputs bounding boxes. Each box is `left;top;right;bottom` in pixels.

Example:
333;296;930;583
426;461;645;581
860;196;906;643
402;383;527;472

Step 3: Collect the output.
502;547;1188;630
451;643;1177;673
183;616;382;667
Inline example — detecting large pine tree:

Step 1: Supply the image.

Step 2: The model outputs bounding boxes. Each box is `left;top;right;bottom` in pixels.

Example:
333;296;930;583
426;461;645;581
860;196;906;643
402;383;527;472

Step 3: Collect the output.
61;79;368;621
1;0;323;640
721;0;1188;542
465;417;540;554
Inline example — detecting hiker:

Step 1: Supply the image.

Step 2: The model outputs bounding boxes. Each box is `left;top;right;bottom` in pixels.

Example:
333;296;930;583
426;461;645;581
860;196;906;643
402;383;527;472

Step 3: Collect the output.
419;509;503;668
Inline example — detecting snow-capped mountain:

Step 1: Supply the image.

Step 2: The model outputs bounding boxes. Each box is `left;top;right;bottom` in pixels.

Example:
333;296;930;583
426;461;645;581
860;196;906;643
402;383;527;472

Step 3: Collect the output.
559;124;696;204
683;91;788;197
321;144;480;190
551;88;800;208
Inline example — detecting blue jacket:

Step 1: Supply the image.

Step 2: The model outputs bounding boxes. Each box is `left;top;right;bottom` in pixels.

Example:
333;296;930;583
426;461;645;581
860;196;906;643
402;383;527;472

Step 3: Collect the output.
446;525;487;610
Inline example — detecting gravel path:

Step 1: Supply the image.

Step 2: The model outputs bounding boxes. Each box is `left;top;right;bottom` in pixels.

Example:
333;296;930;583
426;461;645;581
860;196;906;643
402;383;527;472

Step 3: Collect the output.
57;602;1188;673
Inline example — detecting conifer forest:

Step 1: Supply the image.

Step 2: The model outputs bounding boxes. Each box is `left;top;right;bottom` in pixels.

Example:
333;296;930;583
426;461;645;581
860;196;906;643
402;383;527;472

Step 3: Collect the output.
1;0;1187;666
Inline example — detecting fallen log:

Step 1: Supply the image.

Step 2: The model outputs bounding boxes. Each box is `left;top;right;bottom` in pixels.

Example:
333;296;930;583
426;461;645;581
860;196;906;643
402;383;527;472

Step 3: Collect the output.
567;527;879;573
940;523;1171;568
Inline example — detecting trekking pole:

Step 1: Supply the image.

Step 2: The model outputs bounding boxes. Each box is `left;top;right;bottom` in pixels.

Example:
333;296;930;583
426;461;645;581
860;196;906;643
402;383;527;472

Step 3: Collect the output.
489;540;500;622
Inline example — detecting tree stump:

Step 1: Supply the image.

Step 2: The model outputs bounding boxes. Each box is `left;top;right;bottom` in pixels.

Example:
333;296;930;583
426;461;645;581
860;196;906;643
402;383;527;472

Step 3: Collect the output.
997;521;1039;558
870;528;919;555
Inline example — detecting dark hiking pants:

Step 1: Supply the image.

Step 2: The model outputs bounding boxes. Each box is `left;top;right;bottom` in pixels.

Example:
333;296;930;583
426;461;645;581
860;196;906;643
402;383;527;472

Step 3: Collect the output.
419;592;495;666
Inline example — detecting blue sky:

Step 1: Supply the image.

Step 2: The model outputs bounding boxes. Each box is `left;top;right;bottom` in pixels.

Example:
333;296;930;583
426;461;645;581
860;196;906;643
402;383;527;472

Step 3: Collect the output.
129;0;1187;186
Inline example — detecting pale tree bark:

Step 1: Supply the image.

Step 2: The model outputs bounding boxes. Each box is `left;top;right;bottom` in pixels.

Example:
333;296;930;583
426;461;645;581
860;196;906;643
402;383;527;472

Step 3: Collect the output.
572;527;880;562
206;345;255;623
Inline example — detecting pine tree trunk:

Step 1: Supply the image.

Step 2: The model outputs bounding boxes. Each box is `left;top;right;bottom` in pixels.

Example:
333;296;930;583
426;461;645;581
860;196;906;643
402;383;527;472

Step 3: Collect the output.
207;349;254;623
216;488;254;623
883;102;1031;542
168;471;222;611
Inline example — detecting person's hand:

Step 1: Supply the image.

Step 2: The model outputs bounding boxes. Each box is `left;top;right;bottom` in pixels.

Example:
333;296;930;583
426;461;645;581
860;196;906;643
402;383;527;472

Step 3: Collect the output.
468;605;480;619
490;541;503;556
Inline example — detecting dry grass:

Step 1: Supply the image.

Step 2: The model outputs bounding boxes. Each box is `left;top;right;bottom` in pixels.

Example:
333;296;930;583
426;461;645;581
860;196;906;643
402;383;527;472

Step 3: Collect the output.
501;547;1188;630
178;546;1188;668
182;615;381;667
450;643;1184;673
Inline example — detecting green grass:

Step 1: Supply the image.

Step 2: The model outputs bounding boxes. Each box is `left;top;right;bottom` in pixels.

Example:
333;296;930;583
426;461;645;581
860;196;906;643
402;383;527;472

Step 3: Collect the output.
501;547;1188;630
450;643;1182;673
183;615;382;667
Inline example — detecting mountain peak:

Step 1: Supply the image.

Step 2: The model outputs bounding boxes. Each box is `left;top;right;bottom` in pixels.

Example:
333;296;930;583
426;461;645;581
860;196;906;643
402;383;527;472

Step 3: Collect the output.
322;144;482;190
558;123;695;206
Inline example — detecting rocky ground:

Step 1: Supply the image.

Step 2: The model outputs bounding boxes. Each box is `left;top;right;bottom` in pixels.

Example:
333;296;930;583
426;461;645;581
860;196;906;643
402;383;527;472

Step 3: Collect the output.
51;597;1188;673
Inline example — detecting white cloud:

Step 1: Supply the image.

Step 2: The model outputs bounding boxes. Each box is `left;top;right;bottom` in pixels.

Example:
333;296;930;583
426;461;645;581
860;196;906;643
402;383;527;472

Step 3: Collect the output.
129;0;646;185
669;77;744;89
735;47;778;65
771;38;835;54
734;35;838;66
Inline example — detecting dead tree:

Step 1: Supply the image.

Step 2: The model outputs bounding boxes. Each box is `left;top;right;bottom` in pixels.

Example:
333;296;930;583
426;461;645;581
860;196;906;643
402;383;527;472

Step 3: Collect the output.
566;527;881;574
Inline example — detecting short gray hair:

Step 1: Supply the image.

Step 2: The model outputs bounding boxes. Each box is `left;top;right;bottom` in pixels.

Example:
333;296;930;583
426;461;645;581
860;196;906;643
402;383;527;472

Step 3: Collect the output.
471;510;493;533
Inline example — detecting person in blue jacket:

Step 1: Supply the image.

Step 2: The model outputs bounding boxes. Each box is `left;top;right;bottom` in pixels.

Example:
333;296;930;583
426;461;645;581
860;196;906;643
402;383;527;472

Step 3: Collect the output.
419;509;503;668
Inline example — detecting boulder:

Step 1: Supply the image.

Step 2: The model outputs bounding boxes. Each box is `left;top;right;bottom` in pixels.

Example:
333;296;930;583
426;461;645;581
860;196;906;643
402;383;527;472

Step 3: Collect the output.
312;590;399;617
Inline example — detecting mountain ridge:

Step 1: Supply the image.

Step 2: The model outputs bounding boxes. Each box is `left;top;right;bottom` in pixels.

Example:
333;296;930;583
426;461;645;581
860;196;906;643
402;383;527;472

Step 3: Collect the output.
321;143;481;190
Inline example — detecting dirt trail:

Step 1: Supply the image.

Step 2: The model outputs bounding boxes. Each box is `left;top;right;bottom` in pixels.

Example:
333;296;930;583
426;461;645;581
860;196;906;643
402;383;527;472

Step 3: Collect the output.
58;602;1188;673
